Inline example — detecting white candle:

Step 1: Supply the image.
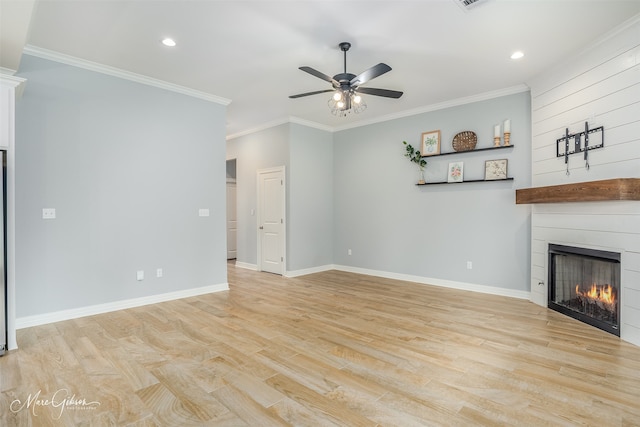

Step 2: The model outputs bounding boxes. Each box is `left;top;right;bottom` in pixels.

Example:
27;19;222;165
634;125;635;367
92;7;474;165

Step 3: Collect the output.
494;124;500;137
504;119;511;133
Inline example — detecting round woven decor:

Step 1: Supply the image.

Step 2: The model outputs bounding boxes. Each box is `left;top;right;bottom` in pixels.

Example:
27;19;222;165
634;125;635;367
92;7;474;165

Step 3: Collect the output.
452;131;477;152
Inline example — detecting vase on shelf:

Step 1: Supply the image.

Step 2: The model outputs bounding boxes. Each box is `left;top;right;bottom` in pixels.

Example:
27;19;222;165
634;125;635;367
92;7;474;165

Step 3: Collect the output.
418;168;426;185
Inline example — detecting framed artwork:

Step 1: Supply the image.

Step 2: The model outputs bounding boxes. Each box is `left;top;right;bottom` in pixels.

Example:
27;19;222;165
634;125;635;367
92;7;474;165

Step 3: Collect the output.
448;162;464;183
421;130;441;156
485;159;508;180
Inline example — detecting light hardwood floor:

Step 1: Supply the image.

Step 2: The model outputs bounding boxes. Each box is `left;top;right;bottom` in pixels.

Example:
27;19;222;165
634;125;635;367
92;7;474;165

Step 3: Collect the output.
2;263;640;426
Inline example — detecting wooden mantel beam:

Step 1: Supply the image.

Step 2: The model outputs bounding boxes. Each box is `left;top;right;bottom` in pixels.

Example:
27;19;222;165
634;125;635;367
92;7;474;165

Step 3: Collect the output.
515;178;640;204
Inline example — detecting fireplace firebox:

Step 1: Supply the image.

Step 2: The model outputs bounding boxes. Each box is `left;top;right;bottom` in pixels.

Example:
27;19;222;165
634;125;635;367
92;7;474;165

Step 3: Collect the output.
548;244;620;336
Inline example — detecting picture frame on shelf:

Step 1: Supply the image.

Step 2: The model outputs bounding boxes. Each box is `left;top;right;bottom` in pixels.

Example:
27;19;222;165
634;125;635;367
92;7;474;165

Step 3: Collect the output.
448;161;464;183
485;159;508;180
421;130;441;156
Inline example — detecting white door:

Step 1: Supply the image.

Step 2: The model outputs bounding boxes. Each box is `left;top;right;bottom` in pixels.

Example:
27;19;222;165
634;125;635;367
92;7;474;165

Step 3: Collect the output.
257;167;285;275
226;182;237;259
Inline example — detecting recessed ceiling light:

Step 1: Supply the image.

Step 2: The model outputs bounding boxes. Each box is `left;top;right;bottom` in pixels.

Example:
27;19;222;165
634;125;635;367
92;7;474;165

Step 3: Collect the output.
510;51;524;60
161;38;176;47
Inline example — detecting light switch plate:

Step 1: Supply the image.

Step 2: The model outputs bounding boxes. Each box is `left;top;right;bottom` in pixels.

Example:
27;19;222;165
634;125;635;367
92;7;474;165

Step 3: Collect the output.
136;270;144;281
198;208;210;217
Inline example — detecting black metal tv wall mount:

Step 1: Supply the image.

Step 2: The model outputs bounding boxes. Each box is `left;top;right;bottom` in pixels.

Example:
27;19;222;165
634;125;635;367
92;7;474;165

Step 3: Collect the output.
556;122;604;175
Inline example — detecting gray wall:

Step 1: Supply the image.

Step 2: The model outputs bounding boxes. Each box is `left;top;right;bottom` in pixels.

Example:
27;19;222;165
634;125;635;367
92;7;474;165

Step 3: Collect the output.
288;123;333;271
15;55;227;317
333;92;532;292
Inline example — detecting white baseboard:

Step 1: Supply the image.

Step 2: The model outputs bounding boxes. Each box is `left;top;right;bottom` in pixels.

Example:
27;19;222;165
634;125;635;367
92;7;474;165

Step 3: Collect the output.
285;264;335;278
333;265;530;300
15;282;229;330
234;261;257;271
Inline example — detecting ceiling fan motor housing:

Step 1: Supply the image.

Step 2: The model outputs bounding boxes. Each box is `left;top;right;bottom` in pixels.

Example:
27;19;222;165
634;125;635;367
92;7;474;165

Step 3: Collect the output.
333;73;357;87
339;42;351;52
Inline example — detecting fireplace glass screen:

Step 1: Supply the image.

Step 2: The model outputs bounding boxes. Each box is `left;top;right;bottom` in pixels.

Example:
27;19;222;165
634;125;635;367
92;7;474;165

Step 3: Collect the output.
548;244;620;336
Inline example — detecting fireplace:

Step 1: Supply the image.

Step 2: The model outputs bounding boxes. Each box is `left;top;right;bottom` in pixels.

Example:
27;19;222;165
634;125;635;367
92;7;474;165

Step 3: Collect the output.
548;244;621;336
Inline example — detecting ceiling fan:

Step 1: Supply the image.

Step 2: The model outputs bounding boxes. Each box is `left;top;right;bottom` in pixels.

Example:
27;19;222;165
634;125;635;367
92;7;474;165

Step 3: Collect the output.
289;42;403;115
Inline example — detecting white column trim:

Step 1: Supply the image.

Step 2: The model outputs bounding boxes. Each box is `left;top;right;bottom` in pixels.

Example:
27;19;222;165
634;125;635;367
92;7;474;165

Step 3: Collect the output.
1;74;26;350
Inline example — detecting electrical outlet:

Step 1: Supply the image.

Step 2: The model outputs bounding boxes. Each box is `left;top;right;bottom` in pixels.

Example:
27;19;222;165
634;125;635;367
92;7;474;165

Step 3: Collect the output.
348;249;352;256
136;270;144;281
156;268;163;278
42;208;56;219
466;261;473;270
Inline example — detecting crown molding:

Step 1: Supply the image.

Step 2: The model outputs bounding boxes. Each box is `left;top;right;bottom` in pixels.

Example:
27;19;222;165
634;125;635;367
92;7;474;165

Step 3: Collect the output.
288;116;333;133
226;116;332;140
22;45;231;106
226;118;290;140
0;72;27;98
585;12;640;52
0;67;18;76
228;84;530;138
0;73;26;86
333;84;531;132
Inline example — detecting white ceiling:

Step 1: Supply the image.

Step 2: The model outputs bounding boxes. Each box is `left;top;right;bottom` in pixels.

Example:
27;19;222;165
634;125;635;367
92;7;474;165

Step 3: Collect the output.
2;0;640;137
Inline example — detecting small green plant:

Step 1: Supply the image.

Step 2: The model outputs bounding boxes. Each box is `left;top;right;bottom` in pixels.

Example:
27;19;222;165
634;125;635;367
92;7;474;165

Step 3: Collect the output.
403;141;426;169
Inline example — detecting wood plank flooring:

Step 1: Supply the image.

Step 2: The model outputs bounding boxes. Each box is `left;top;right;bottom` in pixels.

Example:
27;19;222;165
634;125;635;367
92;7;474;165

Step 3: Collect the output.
2;263;640;426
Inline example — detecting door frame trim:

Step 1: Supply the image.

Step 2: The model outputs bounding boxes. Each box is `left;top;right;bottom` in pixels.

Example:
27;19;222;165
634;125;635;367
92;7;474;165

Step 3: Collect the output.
226;181;237;260
256;166;286;274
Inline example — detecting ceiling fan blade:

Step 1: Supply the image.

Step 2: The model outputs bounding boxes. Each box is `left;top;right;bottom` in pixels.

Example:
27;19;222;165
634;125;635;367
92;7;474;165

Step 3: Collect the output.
350;63;392;86
299;66;339;86
356;87;403;99
289;89;334;99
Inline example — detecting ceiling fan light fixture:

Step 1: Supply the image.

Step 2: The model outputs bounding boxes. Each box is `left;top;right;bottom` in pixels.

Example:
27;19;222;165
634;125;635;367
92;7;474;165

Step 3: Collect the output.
328;91;366;117
352;95;367;114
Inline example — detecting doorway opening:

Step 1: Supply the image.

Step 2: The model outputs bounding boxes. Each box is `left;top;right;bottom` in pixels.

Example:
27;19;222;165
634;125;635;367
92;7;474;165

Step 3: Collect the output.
226;159;237;261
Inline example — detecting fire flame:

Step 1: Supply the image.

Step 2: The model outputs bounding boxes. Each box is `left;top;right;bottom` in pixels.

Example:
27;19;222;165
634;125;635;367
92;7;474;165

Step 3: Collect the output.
575;283;616;305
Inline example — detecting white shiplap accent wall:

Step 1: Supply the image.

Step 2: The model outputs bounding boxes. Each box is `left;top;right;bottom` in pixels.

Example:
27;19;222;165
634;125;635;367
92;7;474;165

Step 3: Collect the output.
528;16;640;347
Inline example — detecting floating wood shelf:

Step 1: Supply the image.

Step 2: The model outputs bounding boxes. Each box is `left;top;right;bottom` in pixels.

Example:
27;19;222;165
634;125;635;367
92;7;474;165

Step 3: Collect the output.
515;178;640;204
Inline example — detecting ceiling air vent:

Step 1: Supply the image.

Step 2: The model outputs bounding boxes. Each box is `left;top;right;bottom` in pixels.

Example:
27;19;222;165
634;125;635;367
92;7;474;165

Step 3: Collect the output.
453;0;489;11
